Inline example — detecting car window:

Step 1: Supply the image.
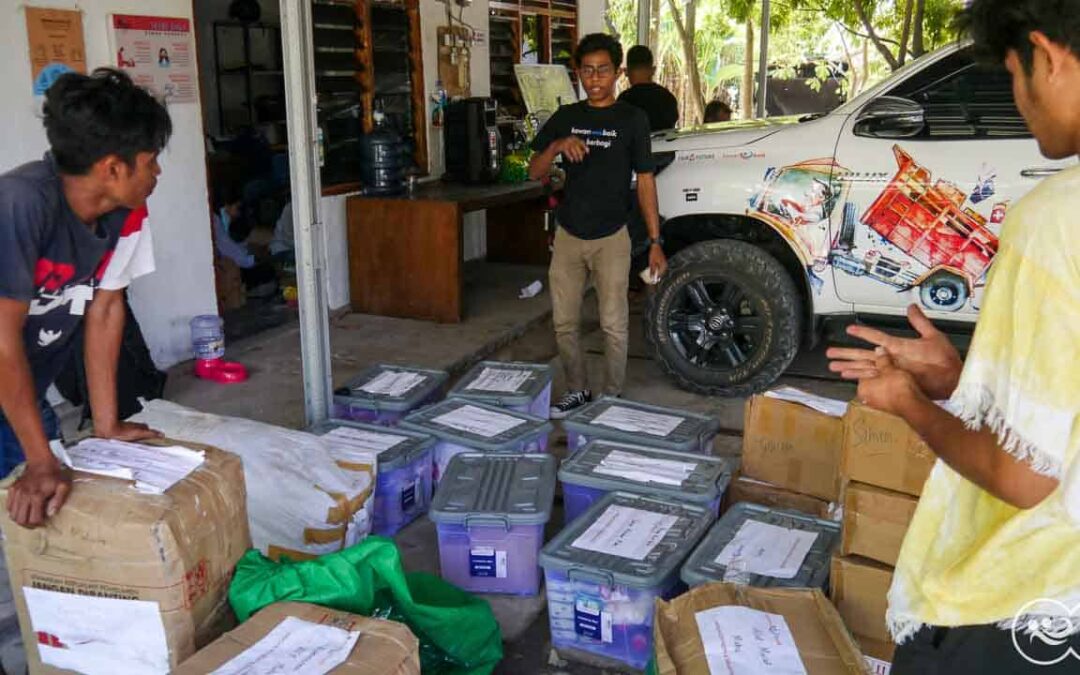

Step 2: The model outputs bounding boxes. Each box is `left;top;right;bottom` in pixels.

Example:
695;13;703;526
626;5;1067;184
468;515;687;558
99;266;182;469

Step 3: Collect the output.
885;48;1030;139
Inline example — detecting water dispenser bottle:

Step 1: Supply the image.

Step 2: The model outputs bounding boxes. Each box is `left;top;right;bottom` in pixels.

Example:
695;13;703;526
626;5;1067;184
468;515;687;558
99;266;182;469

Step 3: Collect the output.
190;315;225;360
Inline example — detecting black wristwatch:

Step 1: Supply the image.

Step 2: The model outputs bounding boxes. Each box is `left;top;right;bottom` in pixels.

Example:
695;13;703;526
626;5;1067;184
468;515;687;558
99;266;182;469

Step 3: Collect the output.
647;236;664;248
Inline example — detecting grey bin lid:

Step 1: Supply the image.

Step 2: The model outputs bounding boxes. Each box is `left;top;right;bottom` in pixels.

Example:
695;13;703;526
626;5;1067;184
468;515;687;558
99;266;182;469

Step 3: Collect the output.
309;419;435;471
400;398;553;451
562;397;722;453
333;364;449;413
539;491;714;589
449;361;553;408
558;440;733;504
680;502;841;589
429;453;556;526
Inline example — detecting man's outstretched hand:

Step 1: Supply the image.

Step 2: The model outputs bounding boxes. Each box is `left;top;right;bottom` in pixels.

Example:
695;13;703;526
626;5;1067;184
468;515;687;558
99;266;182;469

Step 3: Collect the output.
7;460;71;528
94;420;163;443
826;304;963;400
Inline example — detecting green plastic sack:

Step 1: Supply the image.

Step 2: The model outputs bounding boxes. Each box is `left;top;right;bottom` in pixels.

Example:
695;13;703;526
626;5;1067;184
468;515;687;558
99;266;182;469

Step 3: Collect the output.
228;537;503;675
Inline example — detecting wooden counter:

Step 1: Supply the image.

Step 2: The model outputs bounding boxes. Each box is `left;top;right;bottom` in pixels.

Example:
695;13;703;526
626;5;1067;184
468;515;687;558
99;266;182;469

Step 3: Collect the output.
346;180;550;323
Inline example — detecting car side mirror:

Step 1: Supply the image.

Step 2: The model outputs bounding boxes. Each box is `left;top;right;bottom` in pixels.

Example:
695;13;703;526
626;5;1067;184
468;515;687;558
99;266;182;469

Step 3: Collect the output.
854;96;925;139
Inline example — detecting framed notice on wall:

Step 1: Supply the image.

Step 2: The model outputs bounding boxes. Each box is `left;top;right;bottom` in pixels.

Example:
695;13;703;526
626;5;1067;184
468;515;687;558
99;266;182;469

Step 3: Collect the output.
25;7;87;95
109;14;197;104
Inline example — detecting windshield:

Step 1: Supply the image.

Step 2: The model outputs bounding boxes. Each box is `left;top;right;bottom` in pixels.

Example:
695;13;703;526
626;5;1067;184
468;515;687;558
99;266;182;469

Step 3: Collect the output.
833;41;969;116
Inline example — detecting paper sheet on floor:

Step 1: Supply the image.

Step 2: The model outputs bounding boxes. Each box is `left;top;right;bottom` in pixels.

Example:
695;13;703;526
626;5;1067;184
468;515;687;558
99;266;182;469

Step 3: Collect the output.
590;406;684;437
764;387;848;418
211;616;360;675
432;404;525;438
465;367;532;394
592;449;697;486
357;371;427;397
694;605;807;675
571;504;677;560
24;587;170;675
64;439;205;494
713;520;818;579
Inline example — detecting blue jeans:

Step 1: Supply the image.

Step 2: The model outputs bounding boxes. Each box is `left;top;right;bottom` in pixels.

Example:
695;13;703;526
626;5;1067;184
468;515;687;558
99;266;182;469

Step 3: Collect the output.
0;401;61;478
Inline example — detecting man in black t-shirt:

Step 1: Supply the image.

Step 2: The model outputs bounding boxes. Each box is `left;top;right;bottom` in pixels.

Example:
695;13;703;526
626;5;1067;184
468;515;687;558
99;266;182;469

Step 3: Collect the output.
530;34;667;418
617;45;679;131
0;69;171;529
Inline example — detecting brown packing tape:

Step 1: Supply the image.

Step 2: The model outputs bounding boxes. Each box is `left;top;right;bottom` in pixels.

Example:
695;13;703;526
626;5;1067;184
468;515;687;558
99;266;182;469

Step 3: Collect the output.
325;486;373;526
336;459;375;474
266;545;319;563
303;523;350;546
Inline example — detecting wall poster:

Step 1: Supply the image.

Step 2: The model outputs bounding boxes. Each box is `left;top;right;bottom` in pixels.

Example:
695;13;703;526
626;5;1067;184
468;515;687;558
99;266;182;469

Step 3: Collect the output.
110;14;197;104
25;7;87;95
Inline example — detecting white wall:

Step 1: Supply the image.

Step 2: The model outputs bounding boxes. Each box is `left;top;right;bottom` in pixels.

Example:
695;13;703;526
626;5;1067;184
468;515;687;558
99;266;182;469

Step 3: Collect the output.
579;0;607;37
0;0;218;369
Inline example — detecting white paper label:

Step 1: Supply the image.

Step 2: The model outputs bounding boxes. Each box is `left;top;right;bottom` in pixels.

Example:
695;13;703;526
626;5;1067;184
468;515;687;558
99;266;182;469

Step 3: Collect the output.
764;386;848;418
65;439;205;494
432;404;526;438
695;606;808;675
470;547;508;578
325;426;408;454
865;656;892;675
211;616;360;675
358;370;426;397
24;587;170;675
592;449;698;486
714;521;819;580
571;504;677;560
591;405;684;437
465;367;533;393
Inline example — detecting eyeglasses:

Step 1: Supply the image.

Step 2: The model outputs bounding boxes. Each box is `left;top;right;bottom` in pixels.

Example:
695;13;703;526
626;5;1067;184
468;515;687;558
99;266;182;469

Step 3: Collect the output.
579;65;615;78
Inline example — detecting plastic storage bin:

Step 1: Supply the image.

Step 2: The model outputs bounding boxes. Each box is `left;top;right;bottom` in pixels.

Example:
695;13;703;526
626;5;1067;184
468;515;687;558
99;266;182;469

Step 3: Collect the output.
559;440;734;525
400;399;553;485
539;492;713;671
562;397;722;455
449;361;553;419
310;419;436;536
332;364;448;426
680;502;841;589
429;453;556;595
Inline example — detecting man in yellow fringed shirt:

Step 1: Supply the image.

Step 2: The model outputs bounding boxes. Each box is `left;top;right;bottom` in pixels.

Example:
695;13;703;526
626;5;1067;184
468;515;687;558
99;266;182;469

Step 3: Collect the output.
828;1;1080;672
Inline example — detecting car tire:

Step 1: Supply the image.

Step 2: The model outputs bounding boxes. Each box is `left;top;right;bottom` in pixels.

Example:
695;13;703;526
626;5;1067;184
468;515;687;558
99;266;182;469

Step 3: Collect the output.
645;239;803;397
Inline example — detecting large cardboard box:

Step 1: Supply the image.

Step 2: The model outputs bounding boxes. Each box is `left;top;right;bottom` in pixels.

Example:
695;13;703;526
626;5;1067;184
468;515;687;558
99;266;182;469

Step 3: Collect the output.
830;555;895;645
742;395;844;501
842;482;919;567
858;636;896;675
176;602;420;675
721;471;836;520
654;582;865;675
842;403;936;496
0;441;250;673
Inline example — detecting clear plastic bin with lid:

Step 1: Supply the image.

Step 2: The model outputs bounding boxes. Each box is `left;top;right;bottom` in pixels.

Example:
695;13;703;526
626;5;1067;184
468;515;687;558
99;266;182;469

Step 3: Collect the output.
332;364;448;426
561;397;721;455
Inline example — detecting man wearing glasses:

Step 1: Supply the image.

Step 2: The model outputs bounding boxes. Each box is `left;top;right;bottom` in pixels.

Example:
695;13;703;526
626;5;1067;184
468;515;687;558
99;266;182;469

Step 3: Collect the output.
529;34;667;418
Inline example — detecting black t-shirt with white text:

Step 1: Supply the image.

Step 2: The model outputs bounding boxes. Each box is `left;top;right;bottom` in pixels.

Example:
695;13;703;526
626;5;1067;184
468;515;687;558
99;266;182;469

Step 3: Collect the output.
618;82;679;132
531;101;655;240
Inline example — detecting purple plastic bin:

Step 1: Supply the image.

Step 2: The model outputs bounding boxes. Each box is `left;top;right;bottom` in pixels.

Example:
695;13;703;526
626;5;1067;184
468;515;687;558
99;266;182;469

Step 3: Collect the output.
332;364;448;427
449;361;554;420
429;454;556;596
562;397;722;456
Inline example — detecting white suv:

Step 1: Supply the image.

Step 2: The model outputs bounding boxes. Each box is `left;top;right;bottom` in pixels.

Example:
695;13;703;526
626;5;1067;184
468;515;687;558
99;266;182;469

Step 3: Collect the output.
644;42;1074;396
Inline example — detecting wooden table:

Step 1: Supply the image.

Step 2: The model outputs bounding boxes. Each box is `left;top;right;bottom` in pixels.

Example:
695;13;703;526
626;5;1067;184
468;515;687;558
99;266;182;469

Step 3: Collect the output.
346;180;551;323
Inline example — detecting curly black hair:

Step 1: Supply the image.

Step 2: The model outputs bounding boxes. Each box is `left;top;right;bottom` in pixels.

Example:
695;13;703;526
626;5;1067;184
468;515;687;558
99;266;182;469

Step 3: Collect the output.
43;67;172;175
958;0;1080;71
574;33;623;69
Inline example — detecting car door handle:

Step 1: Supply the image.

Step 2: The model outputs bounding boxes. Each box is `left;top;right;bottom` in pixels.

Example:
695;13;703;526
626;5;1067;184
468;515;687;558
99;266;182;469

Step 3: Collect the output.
1021;167;1062;178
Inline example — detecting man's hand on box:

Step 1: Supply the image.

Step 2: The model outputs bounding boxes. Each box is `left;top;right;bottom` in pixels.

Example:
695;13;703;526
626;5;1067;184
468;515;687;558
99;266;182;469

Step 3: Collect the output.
7;460;71;528
94;420;163;443
827;304;963;400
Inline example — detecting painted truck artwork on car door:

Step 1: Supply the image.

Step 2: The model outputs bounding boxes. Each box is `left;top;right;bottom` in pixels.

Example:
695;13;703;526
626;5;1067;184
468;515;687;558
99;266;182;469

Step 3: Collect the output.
748;144;1005;313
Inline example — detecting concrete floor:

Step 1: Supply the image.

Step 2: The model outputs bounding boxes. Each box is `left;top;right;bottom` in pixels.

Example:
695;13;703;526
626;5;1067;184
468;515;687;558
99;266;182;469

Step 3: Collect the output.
162;261;856;674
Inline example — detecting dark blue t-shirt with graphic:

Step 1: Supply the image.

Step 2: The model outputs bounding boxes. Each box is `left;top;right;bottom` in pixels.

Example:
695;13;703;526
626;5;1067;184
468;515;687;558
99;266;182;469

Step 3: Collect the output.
0;156;132;397
531;101;655;240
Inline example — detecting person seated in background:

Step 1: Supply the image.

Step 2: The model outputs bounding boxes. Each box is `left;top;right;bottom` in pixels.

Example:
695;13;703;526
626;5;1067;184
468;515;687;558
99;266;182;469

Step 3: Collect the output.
212;184;278;298
617;45;679;132
704;100;734;123
269;200;295;266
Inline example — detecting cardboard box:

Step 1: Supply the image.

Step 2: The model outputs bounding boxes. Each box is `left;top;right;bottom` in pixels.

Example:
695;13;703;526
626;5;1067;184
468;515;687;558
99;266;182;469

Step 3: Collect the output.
654;582;865;675
858;636;896;675
176;602;420;675
742;395;844;501
842;403;936;496
721;471;836;520
842;482;919;567
830;555;895;645
0;441;250;673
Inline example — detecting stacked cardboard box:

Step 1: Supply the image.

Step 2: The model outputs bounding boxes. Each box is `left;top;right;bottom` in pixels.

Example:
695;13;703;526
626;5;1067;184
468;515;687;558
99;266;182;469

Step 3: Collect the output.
734;392;845;518
831;402;938;671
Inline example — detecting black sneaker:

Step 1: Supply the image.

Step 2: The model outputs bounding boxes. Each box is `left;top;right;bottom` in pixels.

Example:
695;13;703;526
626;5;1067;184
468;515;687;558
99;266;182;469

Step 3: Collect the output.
550;390;592;419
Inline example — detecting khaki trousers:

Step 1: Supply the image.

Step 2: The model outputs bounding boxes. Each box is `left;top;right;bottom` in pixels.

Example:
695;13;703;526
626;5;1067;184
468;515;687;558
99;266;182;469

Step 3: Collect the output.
549;226;631;395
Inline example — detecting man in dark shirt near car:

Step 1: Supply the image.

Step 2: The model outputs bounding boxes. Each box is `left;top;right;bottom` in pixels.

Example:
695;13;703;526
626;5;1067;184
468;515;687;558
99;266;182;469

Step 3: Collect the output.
617;45;679;131
529;34;667;418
